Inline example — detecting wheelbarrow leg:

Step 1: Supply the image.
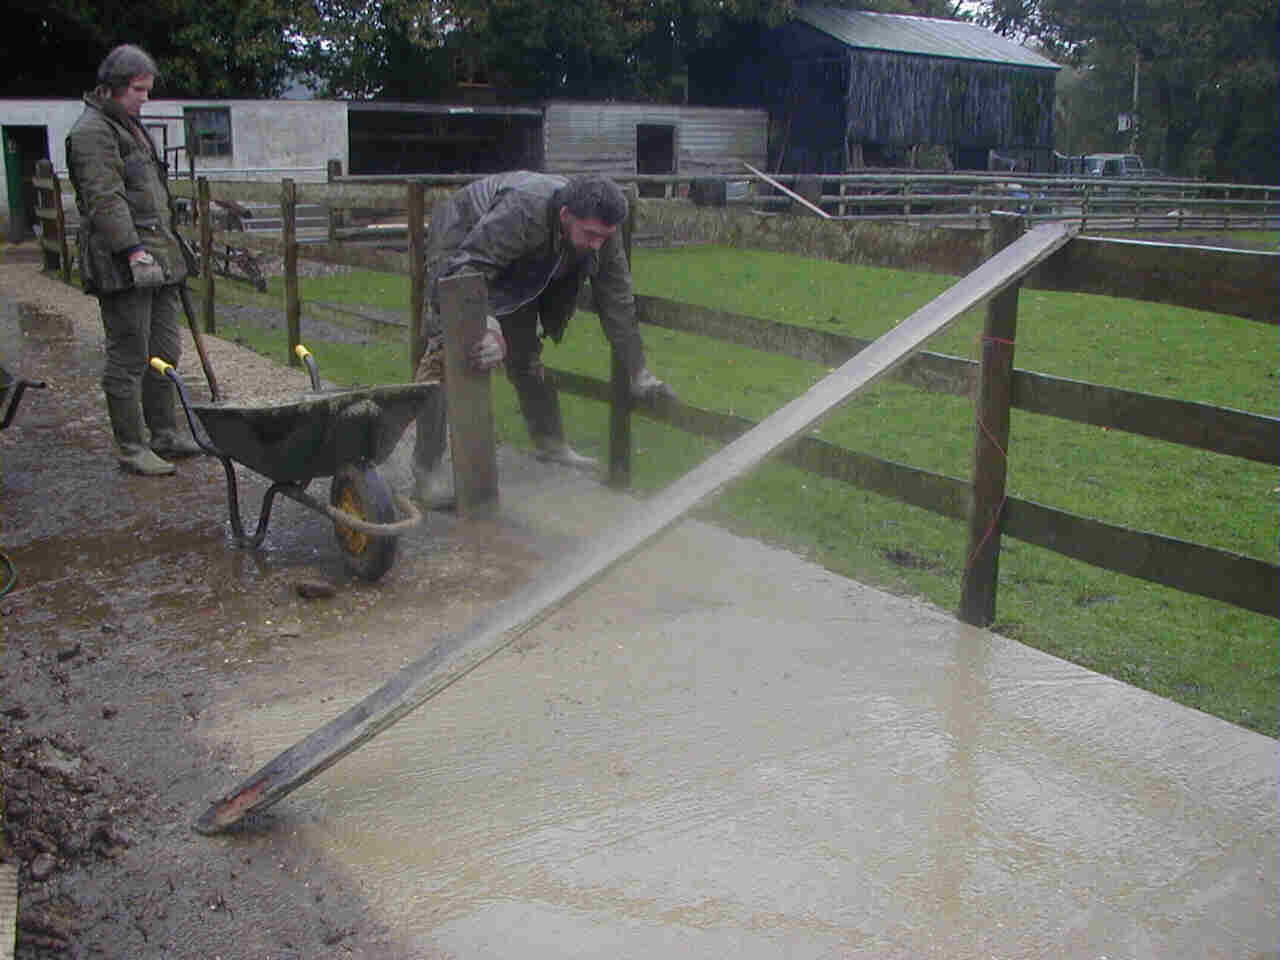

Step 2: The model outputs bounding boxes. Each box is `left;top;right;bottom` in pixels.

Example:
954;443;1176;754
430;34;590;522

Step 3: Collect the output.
149;356;296;552
0;365;48;431
215;456;300;550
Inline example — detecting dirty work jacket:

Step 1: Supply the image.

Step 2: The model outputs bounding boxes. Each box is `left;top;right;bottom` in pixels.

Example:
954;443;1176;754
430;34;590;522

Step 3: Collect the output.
66;91;190;295
427;171;647;377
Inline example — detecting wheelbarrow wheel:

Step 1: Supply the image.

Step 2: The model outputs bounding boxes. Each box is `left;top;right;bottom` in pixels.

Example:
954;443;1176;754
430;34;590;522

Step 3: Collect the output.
329;462;398;582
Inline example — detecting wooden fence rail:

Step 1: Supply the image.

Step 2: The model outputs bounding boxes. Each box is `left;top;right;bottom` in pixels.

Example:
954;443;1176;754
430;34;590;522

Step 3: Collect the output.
38;173;1279;624
165;171;1280;234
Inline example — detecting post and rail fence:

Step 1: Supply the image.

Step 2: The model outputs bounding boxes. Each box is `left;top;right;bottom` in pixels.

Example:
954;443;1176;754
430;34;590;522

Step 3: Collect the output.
25;170;1279;627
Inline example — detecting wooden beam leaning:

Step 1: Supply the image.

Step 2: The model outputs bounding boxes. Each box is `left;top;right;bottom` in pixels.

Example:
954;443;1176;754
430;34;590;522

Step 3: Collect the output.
439;272;498;516
191;221;1077;835
743;162;832;219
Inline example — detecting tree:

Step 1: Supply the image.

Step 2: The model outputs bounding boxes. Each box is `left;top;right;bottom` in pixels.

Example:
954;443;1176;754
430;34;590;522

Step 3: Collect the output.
978;0;1277;181
3;0;305;98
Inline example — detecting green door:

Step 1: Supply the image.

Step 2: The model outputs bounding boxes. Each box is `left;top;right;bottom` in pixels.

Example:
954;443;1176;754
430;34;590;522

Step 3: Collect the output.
4;128;27;241
3;125;50;243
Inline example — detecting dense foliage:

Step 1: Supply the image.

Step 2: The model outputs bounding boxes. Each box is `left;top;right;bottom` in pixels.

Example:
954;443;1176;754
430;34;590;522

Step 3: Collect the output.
9;0;1272;180
980;0;1277;181
7;0;302;97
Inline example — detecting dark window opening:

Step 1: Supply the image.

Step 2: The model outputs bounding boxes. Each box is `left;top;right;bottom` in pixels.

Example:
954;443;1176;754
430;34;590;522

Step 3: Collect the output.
184;107;232;158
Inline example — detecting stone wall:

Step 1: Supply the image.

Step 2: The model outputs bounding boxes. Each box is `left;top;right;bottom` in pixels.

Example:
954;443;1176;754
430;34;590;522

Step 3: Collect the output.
635;199;990;277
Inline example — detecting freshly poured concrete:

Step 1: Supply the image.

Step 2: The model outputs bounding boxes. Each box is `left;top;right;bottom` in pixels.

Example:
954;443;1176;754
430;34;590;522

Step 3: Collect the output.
206;469;1276;959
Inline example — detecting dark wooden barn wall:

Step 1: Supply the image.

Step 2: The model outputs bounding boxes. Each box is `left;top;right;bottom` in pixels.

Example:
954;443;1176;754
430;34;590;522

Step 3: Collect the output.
843;50;1055;150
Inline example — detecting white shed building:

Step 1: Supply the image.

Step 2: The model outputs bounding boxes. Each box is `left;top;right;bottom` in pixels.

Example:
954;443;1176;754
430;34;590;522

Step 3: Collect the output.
2;97;767;237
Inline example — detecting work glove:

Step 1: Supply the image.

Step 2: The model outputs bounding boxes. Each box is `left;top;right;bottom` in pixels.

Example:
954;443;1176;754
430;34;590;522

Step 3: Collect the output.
128;250;165;288
469;316;507;373
631;366;676;402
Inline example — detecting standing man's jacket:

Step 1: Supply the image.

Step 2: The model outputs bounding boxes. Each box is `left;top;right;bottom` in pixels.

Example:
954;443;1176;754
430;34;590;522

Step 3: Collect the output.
426;171;647;377
66;91;190;295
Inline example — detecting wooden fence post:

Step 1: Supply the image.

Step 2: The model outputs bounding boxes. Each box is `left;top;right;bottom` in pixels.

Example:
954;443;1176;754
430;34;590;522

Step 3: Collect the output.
327;159;342;242
608;185;638;489
197;177;215;333
439;272;498;516
959;212;1025;627
282;178;300;365
407;182;426;378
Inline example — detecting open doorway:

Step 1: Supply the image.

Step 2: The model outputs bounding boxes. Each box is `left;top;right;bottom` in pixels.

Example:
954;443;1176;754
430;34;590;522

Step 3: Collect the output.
635;124;676;198
3;125;49;242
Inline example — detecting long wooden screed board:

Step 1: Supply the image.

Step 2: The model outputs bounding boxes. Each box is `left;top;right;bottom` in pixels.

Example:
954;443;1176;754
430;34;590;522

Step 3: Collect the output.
194;221;1076;834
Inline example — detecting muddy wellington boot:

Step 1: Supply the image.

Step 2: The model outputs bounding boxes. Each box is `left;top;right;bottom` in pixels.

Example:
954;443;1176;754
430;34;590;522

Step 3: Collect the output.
106;393;175;476
142;376;202;458
512;370;599;471
410;390;456;510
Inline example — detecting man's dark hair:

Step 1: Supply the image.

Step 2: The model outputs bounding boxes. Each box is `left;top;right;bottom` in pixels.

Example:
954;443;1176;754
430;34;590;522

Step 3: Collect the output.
96;44;159;95
561;174;628;226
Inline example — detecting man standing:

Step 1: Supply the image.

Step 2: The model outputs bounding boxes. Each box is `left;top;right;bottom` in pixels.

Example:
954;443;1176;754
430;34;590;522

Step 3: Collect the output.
411;171;675;506
66;44;200;476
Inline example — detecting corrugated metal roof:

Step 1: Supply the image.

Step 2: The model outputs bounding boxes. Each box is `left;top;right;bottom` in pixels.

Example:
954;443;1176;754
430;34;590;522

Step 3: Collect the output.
796;6;1061;70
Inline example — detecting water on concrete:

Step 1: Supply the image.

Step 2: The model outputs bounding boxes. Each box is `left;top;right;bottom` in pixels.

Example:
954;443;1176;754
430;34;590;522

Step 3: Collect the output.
2;261;1273;959
204;469;1277;959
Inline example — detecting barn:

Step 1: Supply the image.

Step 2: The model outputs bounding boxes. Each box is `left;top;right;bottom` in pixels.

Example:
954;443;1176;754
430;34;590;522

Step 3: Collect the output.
692;5;1061;174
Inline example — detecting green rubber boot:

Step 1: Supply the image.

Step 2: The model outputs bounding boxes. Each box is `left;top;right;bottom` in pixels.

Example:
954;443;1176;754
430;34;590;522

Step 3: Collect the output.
107;393;175;476
142;375;201;458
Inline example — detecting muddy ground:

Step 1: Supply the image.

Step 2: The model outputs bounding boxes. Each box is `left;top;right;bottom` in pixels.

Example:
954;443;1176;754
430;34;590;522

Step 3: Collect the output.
0;244;569;958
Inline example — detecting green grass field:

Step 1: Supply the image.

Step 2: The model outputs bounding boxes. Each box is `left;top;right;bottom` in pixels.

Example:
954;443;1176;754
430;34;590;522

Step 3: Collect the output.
208;240;1278;737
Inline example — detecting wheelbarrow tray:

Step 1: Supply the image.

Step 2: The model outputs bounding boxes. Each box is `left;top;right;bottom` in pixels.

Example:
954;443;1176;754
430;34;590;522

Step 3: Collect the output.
192;383;438;483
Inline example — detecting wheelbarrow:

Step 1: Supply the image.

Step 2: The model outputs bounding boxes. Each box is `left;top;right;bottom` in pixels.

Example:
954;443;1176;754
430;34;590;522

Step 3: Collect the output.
0;361;48;430
150;346;431;582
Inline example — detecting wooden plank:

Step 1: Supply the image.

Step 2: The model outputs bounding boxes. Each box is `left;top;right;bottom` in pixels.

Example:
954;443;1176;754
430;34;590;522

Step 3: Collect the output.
743;162;831;219
168;177;451;210
613;291;977;395
192;221;1077;834
1027;235;1277;323
554;365;1276;615
1003;499;1277;617
631;295;1277;464
961;213;1023;626
1012;373;1278;465
175;227;413;275
439;272;498;516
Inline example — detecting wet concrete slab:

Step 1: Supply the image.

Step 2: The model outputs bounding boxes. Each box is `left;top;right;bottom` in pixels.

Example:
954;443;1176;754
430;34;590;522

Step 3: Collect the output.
1;266;1273;959
206;466;1278;960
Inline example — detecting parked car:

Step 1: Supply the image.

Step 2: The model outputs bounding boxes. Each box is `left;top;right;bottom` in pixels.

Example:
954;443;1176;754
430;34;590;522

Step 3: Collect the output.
1082;153;1146;177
